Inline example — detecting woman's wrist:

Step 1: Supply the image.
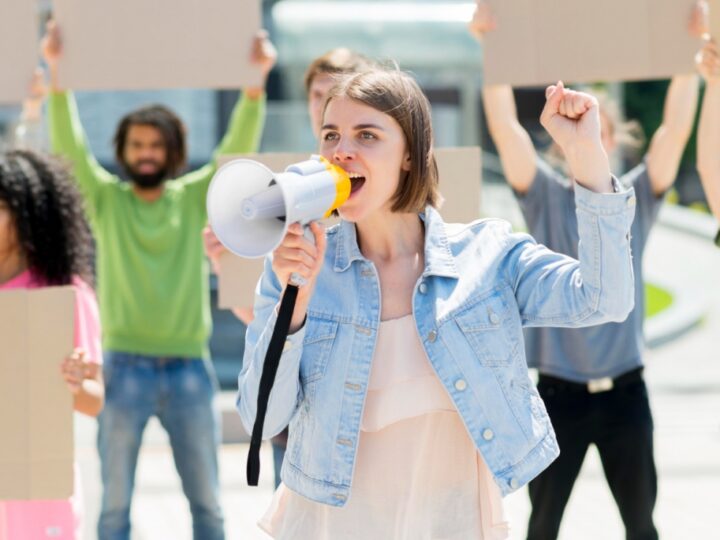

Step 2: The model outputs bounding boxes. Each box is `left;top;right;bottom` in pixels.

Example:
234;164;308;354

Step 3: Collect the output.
566;143;612;192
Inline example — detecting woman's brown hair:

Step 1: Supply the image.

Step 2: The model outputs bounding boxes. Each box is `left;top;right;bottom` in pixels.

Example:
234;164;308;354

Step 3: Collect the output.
324;69;441;213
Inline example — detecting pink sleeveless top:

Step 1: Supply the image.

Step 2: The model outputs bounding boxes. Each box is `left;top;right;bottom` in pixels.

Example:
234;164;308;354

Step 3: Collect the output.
259;315;509;540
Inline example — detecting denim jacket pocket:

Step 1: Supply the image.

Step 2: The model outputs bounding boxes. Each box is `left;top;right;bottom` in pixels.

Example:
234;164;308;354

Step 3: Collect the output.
453;290;518;367
299;316;339;383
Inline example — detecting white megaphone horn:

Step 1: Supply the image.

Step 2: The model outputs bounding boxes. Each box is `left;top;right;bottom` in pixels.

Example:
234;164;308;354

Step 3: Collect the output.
206;155;351;260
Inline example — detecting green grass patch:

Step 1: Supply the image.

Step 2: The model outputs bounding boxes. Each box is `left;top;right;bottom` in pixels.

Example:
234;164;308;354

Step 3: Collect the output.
645;283;673;318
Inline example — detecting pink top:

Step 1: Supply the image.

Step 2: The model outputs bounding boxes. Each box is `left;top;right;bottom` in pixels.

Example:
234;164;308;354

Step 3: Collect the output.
0;270;102;365
0;269;102;539
259;315;509;540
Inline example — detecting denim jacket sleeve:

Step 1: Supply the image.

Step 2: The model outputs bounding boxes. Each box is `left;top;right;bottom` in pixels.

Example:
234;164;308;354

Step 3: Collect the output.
506;180;637;327
237;255;306;438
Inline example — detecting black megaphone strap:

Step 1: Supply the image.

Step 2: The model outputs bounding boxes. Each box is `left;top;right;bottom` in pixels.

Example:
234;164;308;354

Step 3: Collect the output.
247;283;299;486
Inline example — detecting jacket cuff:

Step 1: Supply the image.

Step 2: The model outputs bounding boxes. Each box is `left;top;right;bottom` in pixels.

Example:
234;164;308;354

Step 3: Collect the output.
574;176;636;216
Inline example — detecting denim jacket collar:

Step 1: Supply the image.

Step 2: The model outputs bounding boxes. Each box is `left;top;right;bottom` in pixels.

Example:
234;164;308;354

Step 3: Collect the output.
333;205;460;279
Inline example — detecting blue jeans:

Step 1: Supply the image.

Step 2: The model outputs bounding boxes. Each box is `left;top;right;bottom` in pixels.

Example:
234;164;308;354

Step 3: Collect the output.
97;352;224;540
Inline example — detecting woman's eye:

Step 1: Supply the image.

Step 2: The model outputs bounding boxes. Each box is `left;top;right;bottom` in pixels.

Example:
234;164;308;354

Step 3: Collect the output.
359;131;376;141
323;132;339;142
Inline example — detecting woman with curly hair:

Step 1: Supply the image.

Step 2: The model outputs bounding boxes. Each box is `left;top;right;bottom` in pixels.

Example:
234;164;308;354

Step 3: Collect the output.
0;149;103;536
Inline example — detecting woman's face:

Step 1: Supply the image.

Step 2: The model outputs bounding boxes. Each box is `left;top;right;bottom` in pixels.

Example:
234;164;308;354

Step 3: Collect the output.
0;199;20;264
319;96;411;223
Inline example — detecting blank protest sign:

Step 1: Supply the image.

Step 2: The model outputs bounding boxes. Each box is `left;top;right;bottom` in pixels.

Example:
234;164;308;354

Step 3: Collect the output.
53;0;263;91
0;287;75;500
712;0;720;37
0;0;38;104
484;0;700;86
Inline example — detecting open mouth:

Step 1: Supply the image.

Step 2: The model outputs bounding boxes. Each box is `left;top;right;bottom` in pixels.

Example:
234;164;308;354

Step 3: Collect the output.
348;172;366;195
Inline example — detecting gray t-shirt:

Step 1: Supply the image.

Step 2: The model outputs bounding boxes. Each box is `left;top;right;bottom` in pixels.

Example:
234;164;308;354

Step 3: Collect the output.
517;158;663;382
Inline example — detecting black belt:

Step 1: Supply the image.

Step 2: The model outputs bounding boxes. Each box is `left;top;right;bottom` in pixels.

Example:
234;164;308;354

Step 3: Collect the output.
538;367;644;394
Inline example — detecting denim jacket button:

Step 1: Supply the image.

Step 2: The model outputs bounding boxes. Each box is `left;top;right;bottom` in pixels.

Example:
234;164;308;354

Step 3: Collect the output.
489;312;500;325
627;195;637;207
482;428;494;441
427;330;437;342
454;379;467;391
509;478;519;489
418;282;428;294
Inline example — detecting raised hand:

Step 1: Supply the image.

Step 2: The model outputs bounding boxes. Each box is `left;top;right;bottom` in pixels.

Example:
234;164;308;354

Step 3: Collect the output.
541;82;600;149
468;0;497;41
541;82;611;192
250;29;277;82
688;0;710;39
40;20;63;91
696;39;720;81
22;67;48;121
41;20;62;67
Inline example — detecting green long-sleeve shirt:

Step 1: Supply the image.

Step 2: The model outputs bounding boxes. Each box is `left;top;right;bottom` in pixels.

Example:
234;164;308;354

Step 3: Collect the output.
49;91;265;358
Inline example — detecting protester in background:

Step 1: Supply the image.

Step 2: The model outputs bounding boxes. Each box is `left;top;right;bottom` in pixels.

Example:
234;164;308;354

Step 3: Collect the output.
470;1;704;538
696;38;720;244
241;65;635;539
0;149;103;536
41;19;275;540
203;47;374;489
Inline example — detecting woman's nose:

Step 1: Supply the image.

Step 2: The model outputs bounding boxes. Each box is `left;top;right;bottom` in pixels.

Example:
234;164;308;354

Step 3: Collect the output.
333;142;355;163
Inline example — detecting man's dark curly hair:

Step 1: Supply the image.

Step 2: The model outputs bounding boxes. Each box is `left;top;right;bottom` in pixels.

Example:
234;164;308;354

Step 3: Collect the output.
114;105;187;178
0;150;94;286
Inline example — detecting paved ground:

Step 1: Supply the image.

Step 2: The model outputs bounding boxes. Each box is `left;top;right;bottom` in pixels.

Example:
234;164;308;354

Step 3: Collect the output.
74;196;720;539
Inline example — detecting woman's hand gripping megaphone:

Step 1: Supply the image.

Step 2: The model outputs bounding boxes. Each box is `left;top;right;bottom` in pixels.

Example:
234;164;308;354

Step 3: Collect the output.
273;221;327;303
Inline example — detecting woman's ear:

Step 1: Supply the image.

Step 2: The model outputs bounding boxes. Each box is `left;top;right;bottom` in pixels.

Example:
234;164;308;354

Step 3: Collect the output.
401;151;411;172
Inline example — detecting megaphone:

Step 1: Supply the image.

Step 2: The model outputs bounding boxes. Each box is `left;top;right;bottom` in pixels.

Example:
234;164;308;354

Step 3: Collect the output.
207;155;351;259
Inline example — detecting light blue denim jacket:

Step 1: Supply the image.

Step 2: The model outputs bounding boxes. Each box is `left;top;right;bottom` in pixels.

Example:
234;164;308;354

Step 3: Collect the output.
238;181;636;506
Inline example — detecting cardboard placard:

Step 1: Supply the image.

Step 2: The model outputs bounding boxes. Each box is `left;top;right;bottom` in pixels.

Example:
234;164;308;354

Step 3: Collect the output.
214;148;482;309
0;0;38;104
484;0;700;86
0;287;75;500
53;0;263;91
434;147;483;224
712;0;720;37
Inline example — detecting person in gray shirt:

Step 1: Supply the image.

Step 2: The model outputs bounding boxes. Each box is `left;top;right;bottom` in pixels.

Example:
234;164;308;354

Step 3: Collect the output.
470;1;704;538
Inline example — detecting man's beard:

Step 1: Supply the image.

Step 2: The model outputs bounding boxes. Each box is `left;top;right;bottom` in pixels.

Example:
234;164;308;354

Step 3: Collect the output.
125;160;168;189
